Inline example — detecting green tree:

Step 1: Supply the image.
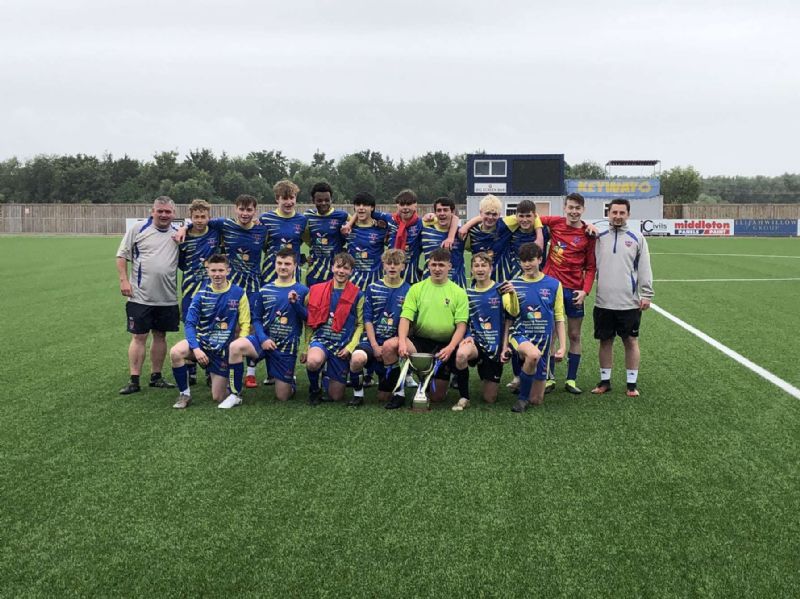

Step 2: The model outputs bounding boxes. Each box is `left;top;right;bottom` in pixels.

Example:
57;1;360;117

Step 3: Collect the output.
565;161;605;179
661;166;702;204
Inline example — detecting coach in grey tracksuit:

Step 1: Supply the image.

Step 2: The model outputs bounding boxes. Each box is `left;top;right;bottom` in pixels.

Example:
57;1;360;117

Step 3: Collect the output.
591;198;654;396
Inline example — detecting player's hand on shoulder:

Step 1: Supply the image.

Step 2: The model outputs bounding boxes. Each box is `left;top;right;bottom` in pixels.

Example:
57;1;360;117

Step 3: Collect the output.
457;225;470;240
584;223;599;237
341;223;352;236
441;238;454;250
173;226;187;243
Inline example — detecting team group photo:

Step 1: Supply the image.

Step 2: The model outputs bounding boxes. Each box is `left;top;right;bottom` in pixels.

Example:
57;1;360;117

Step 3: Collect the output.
117;181;653;413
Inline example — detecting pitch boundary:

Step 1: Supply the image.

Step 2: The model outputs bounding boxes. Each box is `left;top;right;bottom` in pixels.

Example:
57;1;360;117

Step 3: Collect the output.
651;252;800;259
655;277;800;282
651;303;800;400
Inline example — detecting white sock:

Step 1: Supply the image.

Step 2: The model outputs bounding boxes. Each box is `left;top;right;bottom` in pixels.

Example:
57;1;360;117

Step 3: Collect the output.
181;389;191;397
354;389;364;398
247;366;256;377
600;368;612;381
626;369;638;384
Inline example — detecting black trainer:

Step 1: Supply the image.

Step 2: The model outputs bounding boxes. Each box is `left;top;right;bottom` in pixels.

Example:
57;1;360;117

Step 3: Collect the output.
149;377;176;389
308;389;323;406
511;399;529;413
384;395;405;410
347;397;364;407
119;382;141;395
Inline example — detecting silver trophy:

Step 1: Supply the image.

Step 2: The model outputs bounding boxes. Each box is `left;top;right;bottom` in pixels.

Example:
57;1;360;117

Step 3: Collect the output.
394;352;439;412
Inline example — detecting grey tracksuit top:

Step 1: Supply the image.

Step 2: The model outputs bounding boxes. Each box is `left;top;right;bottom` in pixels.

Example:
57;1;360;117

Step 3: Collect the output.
594;224;654;310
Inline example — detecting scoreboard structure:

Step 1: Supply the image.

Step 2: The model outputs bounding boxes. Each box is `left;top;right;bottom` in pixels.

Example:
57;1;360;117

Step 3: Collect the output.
466;154;664;221
466;154;566;219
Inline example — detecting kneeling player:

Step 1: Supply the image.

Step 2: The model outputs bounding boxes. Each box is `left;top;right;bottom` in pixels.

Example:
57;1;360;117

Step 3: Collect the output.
169;254;251;409
347;249;410;407
228;248;309;402
507;243;566;412
452;252;517;410
305;253;365;404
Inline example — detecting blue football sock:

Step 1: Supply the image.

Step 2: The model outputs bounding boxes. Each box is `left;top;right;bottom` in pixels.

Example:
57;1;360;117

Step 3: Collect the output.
308;369;321;393
511;352;521;377
567;352;581;381
229;362;244;395
519;371;535;402
172;364;189;394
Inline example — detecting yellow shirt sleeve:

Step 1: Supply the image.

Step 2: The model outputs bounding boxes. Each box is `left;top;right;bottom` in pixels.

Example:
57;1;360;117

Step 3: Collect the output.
237;292;252;337
554;283;565;322
503;290;520;317
534;215;543;229
345;296;365;353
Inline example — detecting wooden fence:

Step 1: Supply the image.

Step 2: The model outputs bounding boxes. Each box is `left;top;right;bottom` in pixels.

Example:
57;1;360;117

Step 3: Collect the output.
0;203;455;235
2;203;797;234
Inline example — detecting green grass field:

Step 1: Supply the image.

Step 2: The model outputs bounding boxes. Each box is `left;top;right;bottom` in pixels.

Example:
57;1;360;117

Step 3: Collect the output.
1;236;799;597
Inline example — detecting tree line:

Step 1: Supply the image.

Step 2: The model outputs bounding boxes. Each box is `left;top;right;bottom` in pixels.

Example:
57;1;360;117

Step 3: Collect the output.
0;150;797;205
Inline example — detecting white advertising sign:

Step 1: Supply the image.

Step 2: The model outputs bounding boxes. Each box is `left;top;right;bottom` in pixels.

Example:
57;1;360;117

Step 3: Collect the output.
474;182;507;194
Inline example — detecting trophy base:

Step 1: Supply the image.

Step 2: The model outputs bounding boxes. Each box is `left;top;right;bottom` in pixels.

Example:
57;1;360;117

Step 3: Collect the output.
410;403;431;413
411;393;430;413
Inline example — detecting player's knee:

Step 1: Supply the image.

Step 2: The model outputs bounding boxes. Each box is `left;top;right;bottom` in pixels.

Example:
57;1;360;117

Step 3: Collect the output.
568;331;581;345
350;350;367;370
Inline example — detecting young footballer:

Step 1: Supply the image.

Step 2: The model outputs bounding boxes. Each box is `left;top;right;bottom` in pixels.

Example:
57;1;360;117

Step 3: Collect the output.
228;248;309;402
178;199;220;384
420;198;467;287
507;243;566;412
346;249;410;407
260;179;308;284
343;192;388;290
458;195;543;282
538;193;597;394
169;254;251;409
304;252;365;404
394;248;469;408
303;182;349;287
452;252;517;410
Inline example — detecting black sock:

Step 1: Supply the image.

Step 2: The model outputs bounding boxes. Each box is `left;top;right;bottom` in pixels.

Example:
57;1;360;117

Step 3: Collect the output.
627;382;637;391
130;374;140;386
455;367;470;399
150;372;162;381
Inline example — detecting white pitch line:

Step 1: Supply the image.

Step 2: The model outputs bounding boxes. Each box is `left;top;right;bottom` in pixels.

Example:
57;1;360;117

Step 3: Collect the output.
651;303;800;400
656;277;800;282
652;252;800;259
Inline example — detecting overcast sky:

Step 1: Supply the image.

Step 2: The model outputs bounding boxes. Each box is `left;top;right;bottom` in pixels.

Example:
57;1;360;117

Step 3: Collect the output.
1;0;798;176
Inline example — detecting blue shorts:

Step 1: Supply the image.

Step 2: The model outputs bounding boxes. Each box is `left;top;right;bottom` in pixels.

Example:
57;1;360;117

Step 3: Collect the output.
245;335;297;383
562;286;585;319
309;340;350;384
192;346;228;377
510;334;551;381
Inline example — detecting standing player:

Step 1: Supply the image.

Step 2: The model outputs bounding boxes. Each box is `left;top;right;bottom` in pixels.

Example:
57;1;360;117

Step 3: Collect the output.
303;182;349;287
228;248;309;402
177;199;220;384
260;180;308;284
116;196;180;394
507;243;566;412
344;192;388;289
500;200;546;280
452;252;517;410
346;249;409;407
175;194;268;295
169;254;251;409
458;195;544;282
420;198;467;287
592;198;653;397
536;192;597;395
304;253;365;405
394;248;469;408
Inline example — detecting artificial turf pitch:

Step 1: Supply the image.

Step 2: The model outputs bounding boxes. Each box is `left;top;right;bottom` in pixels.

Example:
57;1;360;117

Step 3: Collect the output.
1;236;799;597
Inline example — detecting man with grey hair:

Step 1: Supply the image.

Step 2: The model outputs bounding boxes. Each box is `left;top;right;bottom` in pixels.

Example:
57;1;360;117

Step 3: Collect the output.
116;196;181;394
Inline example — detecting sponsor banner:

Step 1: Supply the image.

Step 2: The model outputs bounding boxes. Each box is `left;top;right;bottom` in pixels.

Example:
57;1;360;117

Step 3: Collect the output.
474;182;507;194
566;179;660;199
640;219;675;236
734;219;798;237
672;219;734;237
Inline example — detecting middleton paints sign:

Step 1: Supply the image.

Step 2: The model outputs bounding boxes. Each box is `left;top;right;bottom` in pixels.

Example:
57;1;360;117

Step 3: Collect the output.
672;219;734;237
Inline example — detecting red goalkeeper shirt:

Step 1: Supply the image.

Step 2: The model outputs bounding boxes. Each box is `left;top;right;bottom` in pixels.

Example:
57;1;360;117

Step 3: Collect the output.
540;216;596;294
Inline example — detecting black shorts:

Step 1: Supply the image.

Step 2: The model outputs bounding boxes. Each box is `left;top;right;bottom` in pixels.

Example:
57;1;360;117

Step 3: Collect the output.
468;345;503;384
408;336;455;380
593;307;641;340
126;302;180;334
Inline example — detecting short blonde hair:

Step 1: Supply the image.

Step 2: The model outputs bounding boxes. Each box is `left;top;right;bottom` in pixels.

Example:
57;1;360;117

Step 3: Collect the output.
479;194;502;215
273;180;300;199
189;198;211;214
382;248;406;265
471;251;493;266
